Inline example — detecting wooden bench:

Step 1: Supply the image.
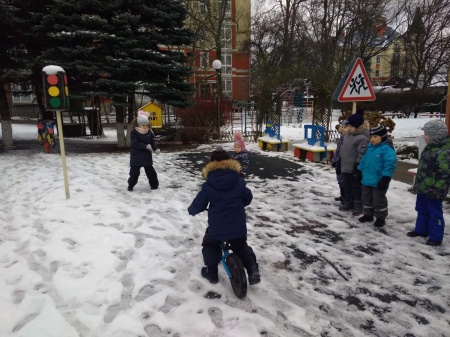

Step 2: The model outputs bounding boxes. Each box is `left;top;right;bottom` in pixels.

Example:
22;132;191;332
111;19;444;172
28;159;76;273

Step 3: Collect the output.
258;136;290;152
292;142;337;162
291;124;336;162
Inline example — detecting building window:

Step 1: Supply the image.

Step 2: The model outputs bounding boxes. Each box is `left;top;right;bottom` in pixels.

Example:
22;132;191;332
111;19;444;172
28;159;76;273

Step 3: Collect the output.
375;70;380;78
200;52;209;70
199;0;206;14
221;25;231;47
12;84;34;103
218;0;231;18
220;52;232;74
222;79;232;97
376;56;381;64
198;28;206;41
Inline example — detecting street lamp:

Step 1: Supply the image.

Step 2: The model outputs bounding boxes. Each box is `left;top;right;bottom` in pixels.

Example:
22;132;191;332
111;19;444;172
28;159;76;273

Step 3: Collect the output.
212;59;222;134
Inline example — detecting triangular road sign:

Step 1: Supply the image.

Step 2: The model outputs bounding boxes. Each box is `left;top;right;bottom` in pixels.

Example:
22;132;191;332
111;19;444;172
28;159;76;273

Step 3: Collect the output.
336;58;376;102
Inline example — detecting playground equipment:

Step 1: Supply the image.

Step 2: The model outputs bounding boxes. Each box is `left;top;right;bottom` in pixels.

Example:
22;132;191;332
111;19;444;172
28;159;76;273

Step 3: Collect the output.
292;125;336;162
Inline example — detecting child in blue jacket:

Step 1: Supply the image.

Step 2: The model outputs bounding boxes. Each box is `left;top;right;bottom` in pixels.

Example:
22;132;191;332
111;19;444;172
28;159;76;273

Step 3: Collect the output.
188;146;260;285
357;125;397;227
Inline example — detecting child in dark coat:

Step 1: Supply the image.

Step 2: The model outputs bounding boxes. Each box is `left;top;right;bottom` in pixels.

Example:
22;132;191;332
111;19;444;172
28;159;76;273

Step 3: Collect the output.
232;132;250;177
188;146;260;285
331;120;348;202
127;111;160;191
357;125;397;227
407;120;450;246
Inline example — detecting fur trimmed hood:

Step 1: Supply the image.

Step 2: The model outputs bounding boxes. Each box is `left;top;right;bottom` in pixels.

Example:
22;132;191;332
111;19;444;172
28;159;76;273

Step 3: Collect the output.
202;159;241;180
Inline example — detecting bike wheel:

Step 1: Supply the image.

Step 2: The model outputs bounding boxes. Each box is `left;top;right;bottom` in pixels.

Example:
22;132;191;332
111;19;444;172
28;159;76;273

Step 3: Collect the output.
226;253;247;298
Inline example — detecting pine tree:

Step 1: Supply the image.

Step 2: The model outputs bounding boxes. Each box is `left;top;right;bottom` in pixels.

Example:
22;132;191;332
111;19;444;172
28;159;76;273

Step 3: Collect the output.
36;0;194;107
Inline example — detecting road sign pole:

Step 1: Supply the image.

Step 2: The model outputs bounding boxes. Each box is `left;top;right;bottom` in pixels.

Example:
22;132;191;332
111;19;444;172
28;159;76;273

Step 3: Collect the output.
352;101;357;113
56;110;70;199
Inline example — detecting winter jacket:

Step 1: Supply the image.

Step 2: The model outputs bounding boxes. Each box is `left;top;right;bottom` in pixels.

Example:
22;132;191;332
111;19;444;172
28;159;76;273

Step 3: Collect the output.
358;139;397;188
232;150;250;174
188;159;253;241
413;136;450;199
340;128;370;173
129;129;158;167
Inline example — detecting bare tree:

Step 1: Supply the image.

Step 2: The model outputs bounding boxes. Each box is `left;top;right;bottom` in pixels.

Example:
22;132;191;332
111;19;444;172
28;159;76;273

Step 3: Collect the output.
402;1;450;90
250;0;408;135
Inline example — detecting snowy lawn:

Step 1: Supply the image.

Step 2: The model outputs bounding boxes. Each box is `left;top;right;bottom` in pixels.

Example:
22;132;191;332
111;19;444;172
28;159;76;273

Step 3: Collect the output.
1;116;449;337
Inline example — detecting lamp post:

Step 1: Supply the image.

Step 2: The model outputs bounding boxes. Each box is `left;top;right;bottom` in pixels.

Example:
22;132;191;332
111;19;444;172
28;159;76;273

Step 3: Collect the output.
212;59;222;135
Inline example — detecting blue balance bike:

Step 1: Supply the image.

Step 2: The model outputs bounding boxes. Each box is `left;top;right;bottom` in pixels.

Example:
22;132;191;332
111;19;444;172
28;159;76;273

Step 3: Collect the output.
220;241;247;298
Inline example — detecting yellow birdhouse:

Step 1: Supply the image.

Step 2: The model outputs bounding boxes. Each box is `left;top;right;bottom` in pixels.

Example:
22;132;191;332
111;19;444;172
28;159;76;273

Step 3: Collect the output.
140;101;162;128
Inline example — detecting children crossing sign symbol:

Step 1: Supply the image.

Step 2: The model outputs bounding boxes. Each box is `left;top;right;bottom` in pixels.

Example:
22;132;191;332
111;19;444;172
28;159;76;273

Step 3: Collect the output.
332;58;376;102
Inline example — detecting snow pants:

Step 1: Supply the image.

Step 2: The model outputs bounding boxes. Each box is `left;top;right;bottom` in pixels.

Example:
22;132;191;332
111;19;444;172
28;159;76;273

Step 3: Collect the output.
343;172;362;206
414;193;445;243
361;185;388;220
128;165;159;189
202;228;257;272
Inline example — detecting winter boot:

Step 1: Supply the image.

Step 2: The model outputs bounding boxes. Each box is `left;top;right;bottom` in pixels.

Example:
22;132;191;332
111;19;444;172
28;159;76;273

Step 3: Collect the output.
201;265;218;284
247;264;261;285
352;201;363;215
127;186;133;191
358;215;374;223
374;218;386;227
425;239;442;246
407;231;427;238
335;187;345;201
339;202;353;211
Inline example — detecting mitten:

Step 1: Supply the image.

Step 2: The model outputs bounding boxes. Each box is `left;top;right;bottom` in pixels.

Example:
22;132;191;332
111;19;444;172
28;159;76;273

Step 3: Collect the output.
354;170;362;182
155;149;161;155
377;176;391;190
331;161;336;168
427;189;440;200
352;162;359;174
146;144;152;151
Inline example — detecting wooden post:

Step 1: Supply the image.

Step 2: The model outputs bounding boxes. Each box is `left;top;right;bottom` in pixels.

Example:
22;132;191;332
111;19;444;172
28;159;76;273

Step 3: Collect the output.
56;110;70;199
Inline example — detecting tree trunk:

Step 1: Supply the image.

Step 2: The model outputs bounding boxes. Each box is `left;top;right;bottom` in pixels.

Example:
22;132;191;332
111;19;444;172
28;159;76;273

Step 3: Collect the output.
115;104;127;148
0;84;14;149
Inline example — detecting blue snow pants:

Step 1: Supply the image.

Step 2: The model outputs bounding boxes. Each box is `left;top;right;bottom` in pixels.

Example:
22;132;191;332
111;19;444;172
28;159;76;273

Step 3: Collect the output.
414;194;445;243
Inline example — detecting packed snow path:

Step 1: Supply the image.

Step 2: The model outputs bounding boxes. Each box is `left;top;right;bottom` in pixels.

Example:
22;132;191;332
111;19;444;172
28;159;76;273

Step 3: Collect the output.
0;149;449;337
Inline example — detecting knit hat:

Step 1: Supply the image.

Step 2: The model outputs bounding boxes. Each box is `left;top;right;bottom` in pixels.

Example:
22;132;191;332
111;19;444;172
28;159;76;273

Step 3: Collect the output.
210;145;230;162
234;132;246;151
370;125;388;142
347;112;364;128
137;110;149;126
423;120;448;144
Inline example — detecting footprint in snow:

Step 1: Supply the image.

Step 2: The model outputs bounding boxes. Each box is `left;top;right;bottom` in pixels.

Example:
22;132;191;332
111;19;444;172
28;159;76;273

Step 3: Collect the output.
208;307;224;328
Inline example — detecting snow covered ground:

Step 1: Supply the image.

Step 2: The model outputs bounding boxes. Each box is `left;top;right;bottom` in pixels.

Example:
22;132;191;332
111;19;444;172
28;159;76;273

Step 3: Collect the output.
1;116;449;337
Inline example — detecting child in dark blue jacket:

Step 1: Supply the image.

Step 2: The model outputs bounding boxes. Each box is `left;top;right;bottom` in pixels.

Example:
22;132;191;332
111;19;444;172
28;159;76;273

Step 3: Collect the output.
357;125;397;227
188;146;260;285
127;111;160;191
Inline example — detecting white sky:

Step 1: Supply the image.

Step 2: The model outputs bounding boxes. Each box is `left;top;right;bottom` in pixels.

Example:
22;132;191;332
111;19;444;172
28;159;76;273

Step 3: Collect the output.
1;116;449;337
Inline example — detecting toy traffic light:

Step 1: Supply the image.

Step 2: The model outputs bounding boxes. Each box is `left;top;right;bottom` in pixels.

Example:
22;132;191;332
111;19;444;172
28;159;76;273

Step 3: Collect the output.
42;65;70;111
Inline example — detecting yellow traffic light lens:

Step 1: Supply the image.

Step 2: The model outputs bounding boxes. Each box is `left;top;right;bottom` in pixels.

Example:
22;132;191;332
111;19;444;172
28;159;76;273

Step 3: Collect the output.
48;86;60;97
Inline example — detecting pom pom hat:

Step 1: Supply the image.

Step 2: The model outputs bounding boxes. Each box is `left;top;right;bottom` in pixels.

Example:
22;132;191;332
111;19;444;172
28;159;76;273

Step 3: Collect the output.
234;132;246;151
137;110;149;126
210;146;230;162
347;113;364;128
423;120;448;144
370;125;388;142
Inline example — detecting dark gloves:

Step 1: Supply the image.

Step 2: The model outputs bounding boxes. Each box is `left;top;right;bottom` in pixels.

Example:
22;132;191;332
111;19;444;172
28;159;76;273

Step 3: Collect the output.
427;189;441;200
354;170;362;182
377;176;391;190
331;161;336;168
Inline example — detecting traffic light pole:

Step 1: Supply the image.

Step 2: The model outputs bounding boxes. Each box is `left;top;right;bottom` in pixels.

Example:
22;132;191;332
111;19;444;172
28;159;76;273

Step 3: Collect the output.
56;110;70;199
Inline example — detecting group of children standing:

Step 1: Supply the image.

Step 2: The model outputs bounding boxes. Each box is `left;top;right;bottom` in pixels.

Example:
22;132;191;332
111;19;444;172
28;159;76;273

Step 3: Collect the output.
333;110;449;246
